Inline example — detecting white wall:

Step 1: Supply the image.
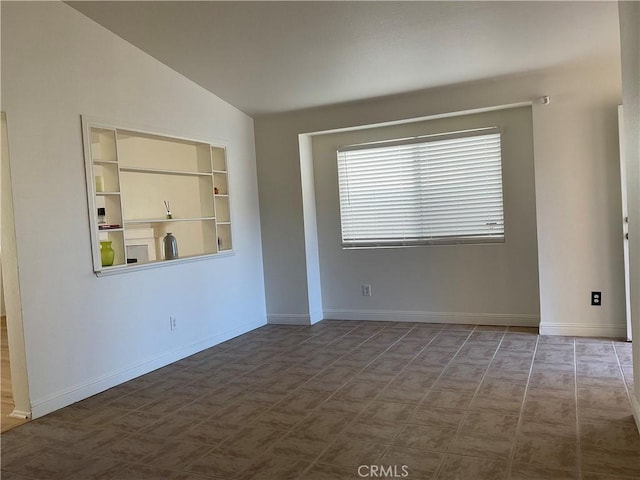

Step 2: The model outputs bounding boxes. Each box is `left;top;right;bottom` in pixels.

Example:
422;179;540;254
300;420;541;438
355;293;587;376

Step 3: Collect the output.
1;2;266;418
255;59;625;337
618;0;640;426
298;134;323;325
311;107;540;325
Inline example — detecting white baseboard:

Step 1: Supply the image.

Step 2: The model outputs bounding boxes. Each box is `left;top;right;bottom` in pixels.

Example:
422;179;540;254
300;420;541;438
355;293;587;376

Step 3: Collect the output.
10;409;31;419
267;314;311;325
30;317;266;419
323;309;539;327
539;322;627;338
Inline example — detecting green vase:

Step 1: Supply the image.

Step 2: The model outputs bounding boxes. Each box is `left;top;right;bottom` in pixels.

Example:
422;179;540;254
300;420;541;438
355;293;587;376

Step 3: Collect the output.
100;241;115;267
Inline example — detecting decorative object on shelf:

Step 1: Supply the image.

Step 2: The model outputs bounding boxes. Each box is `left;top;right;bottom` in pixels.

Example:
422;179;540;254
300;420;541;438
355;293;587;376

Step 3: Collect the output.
214;187;219;195
163;200;172;219
97;207;106;225
100;241;115;267
163;232;179;260
95;175;104;192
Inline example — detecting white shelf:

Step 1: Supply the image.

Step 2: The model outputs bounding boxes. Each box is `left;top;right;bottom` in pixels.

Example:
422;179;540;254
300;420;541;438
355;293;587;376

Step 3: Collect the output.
93;159;118;165
124;217;215;225
83;117;233;274
120;166;212;177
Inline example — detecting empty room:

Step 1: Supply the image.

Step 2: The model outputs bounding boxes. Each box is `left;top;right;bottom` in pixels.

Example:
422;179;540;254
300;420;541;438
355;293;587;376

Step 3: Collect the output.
1;1;639;480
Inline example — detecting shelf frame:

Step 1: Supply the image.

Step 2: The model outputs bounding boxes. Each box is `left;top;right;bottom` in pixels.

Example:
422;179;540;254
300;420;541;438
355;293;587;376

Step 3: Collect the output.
82;115;234;275
119;166;213;177
124;217;216;225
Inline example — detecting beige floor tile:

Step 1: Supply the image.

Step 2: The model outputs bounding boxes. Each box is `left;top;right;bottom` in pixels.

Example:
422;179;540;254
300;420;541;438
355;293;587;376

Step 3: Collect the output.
316;396;371;416
528;371;576;392
272;431;332;460
431;376;482;393
499;337;538;352
140;440;211;470
334;379;384;400
63;456;126;480
3;320;636;480
519;418;577;436
341;418;404;442
378;384;428;403
179;418;239;446
361;400;418;423
100;433;169;463
183;447;255;478
521;397;576;427
436;454;508;480
459;410;519;436
447;430;514;459
582;472;640;480
302;462;359;480
252;408;307;430
578;386;633;419
580;446;640;478
271;389;329;415
512;432;578;472
392;424;456;452
219;424;286;457
239;455;310;480
107;462;208;480
484;366;531;383
380;446;444;477
577;374;626;389
579;422;640;452
491;356;534;371
6;447;93;480
421;389;475;409
319;437;387;468
409;406;465;429
509;463;579;479
292;412;352;440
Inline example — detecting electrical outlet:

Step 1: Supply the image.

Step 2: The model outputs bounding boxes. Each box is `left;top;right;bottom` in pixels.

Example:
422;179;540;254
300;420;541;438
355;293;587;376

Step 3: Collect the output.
591;292;602;306
169;316;177;330
362;284;372;297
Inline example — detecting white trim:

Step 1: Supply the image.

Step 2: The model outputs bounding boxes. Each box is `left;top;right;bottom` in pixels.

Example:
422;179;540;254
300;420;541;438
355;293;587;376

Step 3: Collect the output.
323;309;538;326
539;322;627;338
9;410;31;420
267;314;311;325
29;317;266;419
95;251;235;276
305;102;532;136
630;393;640;434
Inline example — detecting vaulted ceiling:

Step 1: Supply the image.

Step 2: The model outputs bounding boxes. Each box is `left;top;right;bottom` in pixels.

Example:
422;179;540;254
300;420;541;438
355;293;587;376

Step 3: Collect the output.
69;1;621;116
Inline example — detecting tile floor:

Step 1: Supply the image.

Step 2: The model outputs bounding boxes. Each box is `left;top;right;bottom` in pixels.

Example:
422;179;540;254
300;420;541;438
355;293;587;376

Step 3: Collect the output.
1;320;639;479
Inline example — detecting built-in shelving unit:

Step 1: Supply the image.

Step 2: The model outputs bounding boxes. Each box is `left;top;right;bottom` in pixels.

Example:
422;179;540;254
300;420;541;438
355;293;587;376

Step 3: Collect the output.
82;117;233;275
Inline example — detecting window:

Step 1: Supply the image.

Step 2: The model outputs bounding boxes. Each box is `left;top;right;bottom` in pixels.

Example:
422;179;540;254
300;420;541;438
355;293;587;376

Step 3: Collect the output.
337;128;504;247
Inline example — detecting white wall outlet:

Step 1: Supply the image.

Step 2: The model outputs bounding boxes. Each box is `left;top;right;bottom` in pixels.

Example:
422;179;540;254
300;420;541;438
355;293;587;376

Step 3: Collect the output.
169;316;177;331
362;284;372;297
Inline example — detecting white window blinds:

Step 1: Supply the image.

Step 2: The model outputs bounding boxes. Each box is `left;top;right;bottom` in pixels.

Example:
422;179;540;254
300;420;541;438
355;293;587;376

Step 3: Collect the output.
337;130;504;247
